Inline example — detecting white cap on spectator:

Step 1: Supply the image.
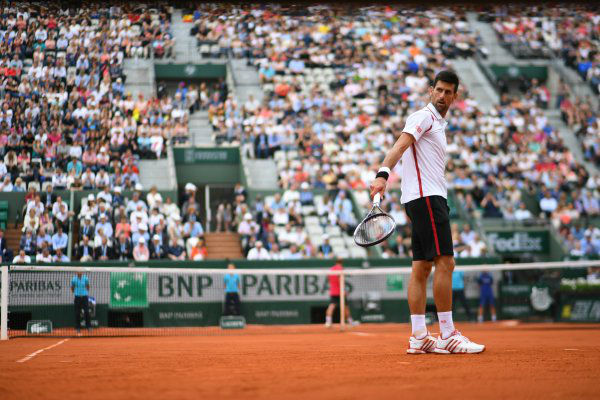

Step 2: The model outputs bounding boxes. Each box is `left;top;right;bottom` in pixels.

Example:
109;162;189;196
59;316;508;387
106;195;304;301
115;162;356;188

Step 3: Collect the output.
100;214;107;219
138;237;146;244
135;183;143;191
301;182;309;189
185;183;196;191
244;213;252;220
322;234;329;240
172;214;181;221
256;241;263;247
100;146;107;152
153;234;160;241
139;223;148;231
114;186;122;193
88;194;95;200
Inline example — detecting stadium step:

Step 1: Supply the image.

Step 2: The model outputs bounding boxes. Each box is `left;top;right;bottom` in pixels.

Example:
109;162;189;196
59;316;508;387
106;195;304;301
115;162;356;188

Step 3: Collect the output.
466;12;516;64
204;232;243;259
452;59;499;109
5;224;23;255
138;159;176;191
190;114;215;146
544;109;600;175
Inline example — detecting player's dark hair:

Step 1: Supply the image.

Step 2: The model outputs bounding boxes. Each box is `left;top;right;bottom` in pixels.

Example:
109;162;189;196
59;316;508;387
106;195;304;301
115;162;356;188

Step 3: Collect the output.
433;70;459;93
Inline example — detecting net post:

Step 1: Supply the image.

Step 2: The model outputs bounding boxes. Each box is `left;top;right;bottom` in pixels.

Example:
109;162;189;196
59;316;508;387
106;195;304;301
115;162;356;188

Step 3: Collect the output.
1;265;8;340
340;270;345;332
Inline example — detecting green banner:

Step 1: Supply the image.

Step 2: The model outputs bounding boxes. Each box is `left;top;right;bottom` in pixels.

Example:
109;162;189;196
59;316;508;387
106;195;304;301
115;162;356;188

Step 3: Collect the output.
486;230;550;254
489;65;548;81
500;284;532;318
154;64;226;80
173;148;240;165
110;272;148;308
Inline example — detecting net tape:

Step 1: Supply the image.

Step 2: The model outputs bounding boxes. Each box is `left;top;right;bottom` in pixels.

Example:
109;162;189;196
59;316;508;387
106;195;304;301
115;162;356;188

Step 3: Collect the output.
8;260;600;275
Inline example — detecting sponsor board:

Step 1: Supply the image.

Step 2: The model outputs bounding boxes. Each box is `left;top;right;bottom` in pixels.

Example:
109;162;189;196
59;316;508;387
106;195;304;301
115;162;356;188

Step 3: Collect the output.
487;231;550;254
562;300;600;322
220;316;246;329
27;320;53;334
9;270;496;306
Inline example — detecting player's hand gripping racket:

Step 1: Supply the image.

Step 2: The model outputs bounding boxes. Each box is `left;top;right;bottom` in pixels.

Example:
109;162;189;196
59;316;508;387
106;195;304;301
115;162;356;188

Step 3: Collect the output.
353;193;396;247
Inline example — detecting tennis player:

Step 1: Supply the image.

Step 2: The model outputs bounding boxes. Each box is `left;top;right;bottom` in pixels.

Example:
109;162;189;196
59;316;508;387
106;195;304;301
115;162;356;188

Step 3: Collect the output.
370;71;484;354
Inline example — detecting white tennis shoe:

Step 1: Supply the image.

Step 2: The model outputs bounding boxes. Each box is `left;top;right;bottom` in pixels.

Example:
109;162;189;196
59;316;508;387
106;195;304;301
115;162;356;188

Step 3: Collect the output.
406;332;437;354
434;330;485;354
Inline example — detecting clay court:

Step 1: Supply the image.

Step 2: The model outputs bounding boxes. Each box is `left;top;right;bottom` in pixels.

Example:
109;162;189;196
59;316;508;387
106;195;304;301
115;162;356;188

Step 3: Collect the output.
1;322;599;400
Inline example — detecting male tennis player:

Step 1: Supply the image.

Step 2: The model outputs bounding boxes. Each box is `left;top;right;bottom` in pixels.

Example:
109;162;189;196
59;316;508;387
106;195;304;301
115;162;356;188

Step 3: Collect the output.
370;71;484;354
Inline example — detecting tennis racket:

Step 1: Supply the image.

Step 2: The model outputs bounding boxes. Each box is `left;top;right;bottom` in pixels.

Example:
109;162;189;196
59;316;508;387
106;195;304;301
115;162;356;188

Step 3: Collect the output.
353;193;396;247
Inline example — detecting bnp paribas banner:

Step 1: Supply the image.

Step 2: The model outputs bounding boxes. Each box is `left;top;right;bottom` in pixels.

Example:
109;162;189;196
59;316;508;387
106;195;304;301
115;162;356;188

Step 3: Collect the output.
8;270;495;306
486;230;550;255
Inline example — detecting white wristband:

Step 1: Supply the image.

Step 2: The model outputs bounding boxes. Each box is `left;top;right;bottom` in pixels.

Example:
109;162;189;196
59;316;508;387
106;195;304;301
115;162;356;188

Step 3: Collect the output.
378;167;391;175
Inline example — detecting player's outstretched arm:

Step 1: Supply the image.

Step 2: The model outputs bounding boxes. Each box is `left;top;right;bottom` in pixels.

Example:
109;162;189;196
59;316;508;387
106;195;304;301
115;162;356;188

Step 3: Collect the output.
369;132;415;199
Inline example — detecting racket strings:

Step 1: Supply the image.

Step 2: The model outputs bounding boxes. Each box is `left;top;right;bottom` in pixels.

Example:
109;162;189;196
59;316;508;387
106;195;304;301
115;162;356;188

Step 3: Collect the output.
354;214;395;246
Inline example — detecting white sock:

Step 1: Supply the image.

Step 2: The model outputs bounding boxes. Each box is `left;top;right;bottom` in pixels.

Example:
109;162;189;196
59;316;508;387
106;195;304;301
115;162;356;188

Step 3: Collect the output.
326;316;332;324
437;311;455;339
410;314;427;339
348;317;354;323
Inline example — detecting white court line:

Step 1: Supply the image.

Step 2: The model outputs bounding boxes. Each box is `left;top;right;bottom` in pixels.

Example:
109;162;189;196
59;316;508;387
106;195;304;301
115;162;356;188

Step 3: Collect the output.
564;349;580;351
349;332;374;337
16;339;70;363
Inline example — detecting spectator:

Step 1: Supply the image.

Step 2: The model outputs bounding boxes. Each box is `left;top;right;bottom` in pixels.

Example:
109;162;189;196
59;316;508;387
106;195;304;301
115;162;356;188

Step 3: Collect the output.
481;192;503;218
13;249;31;264
80;215;95;240
95;214;114;240
190;238;208;261
247;241;271;260
36;243;52;263
514;202;533;221
269;243;283;260
53;247;70;262
539;191;558;218
133;237;150;262
469;234;487;258
318;235;334;258
115;215;132;239
132;223;150;246
76;235;94;262
167;238;186;261
115;234;133;261
150;235;167;260
147;186;163;210
95;236;113;261
0;229;12;262
52;226;68;254
19;229;37;256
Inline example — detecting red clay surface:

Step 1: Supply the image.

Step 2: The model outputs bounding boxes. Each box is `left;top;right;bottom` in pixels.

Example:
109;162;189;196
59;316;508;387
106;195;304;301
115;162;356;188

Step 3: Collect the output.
1;322;599;400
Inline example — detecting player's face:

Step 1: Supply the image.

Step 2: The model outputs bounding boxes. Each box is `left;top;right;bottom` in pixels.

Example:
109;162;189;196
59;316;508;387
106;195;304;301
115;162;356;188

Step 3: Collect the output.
429;81;458;117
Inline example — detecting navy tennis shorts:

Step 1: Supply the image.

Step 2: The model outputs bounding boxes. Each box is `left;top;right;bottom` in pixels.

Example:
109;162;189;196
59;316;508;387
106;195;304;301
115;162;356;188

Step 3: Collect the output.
404;195;454;262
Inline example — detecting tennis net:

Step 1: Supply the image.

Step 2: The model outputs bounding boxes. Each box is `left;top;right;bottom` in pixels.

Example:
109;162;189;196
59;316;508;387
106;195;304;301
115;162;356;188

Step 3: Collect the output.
1;260;599;339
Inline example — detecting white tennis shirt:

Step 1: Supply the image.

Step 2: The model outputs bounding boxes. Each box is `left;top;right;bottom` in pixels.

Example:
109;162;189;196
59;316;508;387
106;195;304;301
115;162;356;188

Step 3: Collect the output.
400;103;448;204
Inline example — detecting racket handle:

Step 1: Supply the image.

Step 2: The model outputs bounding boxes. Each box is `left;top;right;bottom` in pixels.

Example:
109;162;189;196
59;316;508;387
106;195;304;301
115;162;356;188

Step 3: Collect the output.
373;193;381;206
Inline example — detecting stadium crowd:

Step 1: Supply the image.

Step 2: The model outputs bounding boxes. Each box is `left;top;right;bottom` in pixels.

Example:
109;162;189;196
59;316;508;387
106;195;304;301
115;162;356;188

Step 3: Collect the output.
0;2;191;198
1;3;599;262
